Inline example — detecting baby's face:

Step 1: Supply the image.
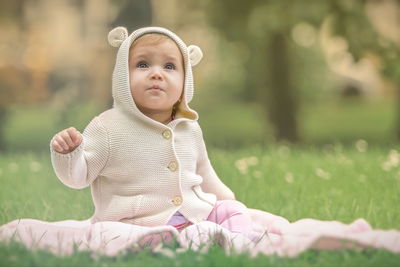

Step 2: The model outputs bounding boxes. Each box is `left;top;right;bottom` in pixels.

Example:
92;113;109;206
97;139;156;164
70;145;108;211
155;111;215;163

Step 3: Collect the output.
129;38;184;117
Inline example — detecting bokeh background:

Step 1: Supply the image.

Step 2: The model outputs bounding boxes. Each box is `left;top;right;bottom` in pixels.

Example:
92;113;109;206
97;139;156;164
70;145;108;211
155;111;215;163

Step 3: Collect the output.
1;0;400;152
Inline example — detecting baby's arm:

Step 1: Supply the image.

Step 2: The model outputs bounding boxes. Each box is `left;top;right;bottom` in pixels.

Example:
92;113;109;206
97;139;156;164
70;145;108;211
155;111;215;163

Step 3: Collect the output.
50;116;109;189
196;127;235;200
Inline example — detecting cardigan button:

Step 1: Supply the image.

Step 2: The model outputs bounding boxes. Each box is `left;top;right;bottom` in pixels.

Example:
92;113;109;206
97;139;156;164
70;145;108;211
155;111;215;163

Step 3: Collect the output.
162;130;171;140
171;196;182;206
168;161;178;172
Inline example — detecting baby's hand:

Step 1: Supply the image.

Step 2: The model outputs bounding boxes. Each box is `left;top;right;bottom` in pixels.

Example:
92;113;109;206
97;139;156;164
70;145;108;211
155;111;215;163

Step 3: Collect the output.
51;127;83;154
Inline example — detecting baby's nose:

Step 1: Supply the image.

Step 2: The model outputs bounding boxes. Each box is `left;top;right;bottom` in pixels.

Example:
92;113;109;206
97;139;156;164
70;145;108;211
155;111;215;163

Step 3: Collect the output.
150;67;163;80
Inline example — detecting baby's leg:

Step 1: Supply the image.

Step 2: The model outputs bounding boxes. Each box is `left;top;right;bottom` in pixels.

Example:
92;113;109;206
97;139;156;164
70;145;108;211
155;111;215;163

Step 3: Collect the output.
206;200;252;237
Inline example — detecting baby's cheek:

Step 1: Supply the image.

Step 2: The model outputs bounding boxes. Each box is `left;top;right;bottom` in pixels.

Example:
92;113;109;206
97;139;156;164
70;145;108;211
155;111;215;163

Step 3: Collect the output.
129;72;138;92
130;88;138;102
129;85;138;103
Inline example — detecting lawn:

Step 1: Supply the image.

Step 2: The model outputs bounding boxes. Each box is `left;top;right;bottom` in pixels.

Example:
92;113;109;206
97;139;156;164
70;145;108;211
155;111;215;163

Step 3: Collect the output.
1;144;400;266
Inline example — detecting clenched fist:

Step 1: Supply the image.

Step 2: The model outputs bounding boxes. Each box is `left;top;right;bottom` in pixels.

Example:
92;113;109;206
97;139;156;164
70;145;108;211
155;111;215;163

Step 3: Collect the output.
51;127;83;154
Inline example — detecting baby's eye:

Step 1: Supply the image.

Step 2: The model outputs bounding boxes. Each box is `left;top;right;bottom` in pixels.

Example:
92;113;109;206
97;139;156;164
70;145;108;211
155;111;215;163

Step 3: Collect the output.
165;63;175;70
137;61;148;68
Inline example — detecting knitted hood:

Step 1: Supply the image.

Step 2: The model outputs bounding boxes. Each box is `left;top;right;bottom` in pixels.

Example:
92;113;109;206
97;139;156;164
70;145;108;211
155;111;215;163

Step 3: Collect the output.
107;26;203;124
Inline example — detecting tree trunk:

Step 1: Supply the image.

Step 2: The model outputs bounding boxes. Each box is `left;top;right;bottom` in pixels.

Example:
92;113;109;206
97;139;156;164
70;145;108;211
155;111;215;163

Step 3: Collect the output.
266;32;299;143
396;86;400;141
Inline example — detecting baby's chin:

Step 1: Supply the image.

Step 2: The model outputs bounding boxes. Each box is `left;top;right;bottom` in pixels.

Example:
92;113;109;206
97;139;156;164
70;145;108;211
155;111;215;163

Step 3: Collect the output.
134;102;174;114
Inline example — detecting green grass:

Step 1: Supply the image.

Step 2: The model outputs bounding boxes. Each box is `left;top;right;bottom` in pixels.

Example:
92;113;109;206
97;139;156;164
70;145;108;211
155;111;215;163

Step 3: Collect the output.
300;98;398;145
1;145;400;266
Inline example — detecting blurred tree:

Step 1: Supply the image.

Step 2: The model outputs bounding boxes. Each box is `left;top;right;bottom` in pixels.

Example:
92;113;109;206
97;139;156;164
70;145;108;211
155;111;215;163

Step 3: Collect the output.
202;0;400;143
0;0;25;26
0;0;49;151
110;0;152;30
0;0;152;151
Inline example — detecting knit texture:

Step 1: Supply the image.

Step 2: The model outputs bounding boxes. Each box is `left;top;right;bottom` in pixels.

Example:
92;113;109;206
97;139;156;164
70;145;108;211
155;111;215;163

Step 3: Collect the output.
50;27;234;227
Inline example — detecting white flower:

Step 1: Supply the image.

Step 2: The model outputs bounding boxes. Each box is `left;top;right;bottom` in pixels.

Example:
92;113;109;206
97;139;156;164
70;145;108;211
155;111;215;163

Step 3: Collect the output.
29;161;42;173
284;172;294;183
381;149;400;171
322;144;335;155
247;156;259;166
388;150;400;167
315;168;331;180
234;159;248;174
337;155;353;165
234;156;259;175
355;139;368;152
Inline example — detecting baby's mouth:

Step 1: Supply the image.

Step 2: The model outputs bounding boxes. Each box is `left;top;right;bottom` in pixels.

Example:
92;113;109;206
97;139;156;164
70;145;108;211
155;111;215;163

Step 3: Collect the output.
147;85;164;91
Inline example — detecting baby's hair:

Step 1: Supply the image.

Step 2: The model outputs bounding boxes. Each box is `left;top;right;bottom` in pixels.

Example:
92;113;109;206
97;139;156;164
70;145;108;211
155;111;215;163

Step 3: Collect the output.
130;33;173;52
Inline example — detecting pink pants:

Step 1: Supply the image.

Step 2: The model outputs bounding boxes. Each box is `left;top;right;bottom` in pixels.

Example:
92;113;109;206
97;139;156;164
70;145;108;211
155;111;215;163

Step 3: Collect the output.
206;200;252;236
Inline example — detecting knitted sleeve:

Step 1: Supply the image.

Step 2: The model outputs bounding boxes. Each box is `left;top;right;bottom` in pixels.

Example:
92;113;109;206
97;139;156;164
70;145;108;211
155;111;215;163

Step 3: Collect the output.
50;116;109;189
195;124;235;200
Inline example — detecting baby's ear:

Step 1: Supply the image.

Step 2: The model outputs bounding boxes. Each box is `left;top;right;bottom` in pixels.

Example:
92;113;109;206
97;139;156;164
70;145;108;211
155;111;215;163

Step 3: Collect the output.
188;45;203;67
108;26;129;47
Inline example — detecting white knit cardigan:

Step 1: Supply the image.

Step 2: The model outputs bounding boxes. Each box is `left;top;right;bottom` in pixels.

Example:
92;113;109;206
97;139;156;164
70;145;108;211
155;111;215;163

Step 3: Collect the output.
50;27;234;226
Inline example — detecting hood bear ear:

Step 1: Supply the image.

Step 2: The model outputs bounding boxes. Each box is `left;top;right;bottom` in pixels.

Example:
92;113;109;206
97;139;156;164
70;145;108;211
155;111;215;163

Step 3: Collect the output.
108;26;129;47
188;45;203;67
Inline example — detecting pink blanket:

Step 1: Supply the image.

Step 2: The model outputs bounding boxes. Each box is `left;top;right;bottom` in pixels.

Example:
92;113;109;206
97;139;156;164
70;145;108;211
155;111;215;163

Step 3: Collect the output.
1;208;399;257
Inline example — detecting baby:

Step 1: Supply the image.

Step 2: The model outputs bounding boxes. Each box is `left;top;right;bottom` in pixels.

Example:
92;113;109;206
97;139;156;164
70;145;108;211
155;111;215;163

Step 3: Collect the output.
50;27;252;236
